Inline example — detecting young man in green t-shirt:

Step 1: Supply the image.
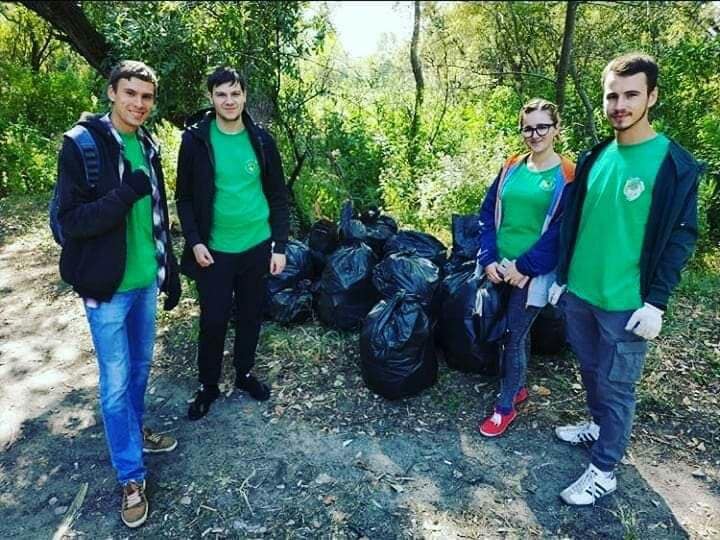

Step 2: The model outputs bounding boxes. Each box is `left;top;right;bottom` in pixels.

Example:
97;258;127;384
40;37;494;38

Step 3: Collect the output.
176;67;290;420
56;61;182;528
549;53;702;505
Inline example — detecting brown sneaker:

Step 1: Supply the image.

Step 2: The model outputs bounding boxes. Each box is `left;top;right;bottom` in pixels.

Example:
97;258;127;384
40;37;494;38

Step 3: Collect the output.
143;427;178;454
121;480;148;528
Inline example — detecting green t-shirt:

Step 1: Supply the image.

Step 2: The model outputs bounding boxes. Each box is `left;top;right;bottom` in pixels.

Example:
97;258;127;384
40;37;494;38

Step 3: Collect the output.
117;131;158;292
208;120;271;253
567;134;670;311
496;162;559;261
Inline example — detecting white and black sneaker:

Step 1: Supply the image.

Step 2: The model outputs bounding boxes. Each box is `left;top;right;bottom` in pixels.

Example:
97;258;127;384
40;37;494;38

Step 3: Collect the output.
555;421;600;445
560;464;617;506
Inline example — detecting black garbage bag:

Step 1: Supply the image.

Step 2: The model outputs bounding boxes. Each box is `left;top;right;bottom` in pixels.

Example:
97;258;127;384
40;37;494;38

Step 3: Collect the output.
437;270;507;374
360;292;438;400
266;240;313;306
308;219;339;274
436;260;477;310
383;230;447;270
450;213;481;261
531;304;566;355
316;243;379;330
267;280;314;325
372;252;440;312
359;207;399;256
443;255;476;277
339;199;367;244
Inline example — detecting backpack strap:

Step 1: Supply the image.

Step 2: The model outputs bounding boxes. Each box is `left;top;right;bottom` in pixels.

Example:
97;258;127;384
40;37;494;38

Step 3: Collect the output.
65;125;100;188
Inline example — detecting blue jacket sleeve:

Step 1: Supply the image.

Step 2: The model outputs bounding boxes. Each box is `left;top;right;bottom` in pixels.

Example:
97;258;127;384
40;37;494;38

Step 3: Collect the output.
645;177;699;310
515;184;571;277
476;168;502;268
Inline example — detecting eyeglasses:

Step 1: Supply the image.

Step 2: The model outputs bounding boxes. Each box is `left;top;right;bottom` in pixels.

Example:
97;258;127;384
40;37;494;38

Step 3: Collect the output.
520;123;556;138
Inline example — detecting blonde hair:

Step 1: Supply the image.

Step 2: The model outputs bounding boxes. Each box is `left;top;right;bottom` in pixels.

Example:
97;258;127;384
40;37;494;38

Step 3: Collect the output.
518;98;560;129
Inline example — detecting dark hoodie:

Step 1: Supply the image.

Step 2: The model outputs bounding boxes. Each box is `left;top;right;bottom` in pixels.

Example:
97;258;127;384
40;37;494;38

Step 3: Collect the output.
556;137;703;311
56;113;178;301
175;108;289;280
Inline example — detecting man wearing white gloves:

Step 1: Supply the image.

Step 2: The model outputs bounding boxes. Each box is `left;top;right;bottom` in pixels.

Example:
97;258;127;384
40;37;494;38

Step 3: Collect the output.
549;53;702;505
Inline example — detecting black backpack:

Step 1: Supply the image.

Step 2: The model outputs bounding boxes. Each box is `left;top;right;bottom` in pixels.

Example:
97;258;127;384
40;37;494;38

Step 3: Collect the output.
49;125;100;246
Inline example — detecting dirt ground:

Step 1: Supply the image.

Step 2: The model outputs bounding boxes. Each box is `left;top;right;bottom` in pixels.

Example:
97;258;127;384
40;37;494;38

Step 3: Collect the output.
1;199;718;539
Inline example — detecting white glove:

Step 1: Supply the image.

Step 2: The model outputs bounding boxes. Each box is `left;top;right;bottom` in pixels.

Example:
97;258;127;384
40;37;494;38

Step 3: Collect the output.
624;302;664;340
548;282;566;306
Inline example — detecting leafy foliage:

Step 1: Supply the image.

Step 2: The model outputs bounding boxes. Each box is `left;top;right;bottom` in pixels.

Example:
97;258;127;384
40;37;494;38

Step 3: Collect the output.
1;1;718;251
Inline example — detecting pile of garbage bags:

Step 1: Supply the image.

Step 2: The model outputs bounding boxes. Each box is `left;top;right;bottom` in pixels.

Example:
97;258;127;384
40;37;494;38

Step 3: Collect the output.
263;202;567;400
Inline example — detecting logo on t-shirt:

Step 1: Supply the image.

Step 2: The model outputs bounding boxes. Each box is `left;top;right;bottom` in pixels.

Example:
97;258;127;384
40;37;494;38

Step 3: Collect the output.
245;160;259;176
623;177;645;202
538;177;555;192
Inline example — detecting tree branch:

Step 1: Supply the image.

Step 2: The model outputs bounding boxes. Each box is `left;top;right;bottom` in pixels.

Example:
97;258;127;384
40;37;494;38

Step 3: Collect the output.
20;1;112;76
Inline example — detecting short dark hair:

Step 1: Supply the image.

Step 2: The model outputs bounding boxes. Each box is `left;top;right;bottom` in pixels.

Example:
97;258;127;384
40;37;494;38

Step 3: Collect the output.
207;66;246;93
108;60;158;95
602;52;658;93
518;98;560;129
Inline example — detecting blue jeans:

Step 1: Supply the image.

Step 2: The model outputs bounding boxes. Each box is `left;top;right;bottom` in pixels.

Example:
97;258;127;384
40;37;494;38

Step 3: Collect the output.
497;285;540;412
561;292;647;472
84;284;157;484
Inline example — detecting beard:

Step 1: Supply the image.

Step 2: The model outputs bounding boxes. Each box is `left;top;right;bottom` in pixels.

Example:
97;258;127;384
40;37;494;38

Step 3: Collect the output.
611;101;649;132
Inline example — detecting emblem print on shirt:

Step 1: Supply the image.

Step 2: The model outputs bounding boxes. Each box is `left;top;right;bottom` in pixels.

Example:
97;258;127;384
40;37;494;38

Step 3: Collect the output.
623;177;645;202
245;160;259;175
538;177;555;192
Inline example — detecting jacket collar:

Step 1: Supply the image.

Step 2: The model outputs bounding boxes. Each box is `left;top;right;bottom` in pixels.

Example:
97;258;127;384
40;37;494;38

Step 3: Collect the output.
184;108;259;142
79;112;158;155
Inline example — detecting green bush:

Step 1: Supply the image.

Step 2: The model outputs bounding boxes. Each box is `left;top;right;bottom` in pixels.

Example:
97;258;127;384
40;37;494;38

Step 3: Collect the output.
0;122;58;196
154;120;182;196
0;61;95;197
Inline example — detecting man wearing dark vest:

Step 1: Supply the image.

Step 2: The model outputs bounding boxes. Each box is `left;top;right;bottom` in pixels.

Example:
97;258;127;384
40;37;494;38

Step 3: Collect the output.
176;66;289;420
549;53;702;505
56;60;182;528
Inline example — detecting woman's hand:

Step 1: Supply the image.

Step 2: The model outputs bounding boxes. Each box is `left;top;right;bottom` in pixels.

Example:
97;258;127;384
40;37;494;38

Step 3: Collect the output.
503;260;529;288
485;262;504;284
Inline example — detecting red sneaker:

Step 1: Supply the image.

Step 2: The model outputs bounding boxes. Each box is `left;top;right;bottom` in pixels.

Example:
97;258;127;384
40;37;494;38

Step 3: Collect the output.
478;409;517;437
513;386;529;406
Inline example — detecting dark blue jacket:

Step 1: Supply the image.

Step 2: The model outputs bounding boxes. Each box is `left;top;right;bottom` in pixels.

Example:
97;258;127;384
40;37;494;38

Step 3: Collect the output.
556;137;702;311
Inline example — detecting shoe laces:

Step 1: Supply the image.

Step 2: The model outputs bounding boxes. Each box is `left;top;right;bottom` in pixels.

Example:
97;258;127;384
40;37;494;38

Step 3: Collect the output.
144;429;162;445
124;482;144;509
567;467;598;502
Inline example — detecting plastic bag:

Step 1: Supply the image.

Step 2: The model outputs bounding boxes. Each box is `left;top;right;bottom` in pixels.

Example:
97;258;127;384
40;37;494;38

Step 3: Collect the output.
266;280;314;325
266;239;313;304
436;269;506;374
308;219;339;274
372;251;440;312
383;230;448;270
316;243;379;330
531;304;566;355
450;213;481;261
339;199;367;244
360;292;438;400
360;207;399;256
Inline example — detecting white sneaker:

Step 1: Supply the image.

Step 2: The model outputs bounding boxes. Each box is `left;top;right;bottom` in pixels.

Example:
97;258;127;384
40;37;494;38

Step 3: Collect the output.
555;421;600;444
560;464;617;506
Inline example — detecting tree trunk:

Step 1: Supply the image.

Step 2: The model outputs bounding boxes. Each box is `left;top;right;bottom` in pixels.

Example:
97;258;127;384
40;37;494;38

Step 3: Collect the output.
555;1;579;114
20;1;112;76
569;56;599;144
408;0;424;171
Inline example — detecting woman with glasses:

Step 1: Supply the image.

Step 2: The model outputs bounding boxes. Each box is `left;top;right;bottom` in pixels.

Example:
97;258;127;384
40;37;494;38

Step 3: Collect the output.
476;98;575;437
